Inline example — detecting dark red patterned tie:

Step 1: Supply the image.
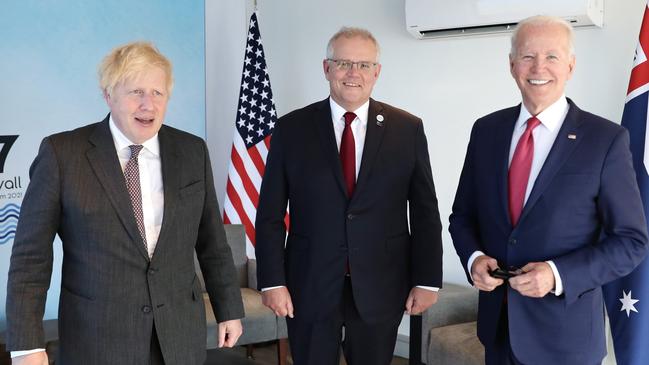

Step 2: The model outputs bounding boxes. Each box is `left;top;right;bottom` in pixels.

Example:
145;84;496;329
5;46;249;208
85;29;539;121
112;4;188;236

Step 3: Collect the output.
340;112;357;198
124;144;147;250
508;117;541;227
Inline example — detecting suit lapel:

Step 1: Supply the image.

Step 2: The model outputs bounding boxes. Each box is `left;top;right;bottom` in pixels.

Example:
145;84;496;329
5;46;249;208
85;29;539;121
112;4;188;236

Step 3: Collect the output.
518;99;584;225
354;99;386;200
498;106;521;226
86;116;150;260
314;98;348;196
152;126;180;259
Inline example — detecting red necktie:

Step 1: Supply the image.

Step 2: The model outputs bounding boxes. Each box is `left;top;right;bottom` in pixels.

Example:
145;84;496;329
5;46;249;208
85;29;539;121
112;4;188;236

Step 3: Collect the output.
340;112;356;198
508;116;541;227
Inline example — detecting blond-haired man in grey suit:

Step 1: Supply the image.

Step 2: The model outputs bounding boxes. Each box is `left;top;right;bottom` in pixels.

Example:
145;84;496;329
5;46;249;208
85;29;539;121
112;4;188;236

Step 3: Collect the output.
6;41;244;365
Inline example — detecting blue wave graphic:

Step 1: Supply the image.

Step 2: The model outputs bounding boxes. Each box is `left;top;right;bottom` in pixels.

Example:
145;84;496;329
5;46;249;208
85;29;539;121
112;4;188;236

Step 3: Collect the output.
0;229;16;240
0;234;16;244
0;203;20;212
0;206;19;216
0;204;19;216
0;213;19;223
0;203;20;244
0;223;17;235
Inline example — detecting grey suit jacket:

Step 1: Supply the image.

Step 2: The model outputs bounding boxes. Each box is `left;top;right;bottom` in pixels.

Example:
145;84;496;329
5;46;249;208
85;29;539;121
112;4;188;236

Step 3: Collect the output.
6;116;244;365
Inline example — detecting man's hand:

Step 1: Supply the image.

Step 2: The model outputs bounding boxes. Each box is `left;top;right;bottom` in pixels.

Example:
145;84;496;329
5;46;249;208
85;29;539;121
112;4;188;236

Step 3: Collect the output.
11;351;48;365
261;286;294;318
471;255;505;291
217;319;243;348
405;287;439;315
509;262;555;298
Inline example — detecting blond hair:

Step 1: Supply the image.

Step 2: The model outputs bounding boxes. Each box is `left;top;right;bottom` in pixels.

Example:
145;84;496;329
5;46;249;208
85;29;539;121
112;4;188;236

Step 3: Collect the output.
98;41;173;96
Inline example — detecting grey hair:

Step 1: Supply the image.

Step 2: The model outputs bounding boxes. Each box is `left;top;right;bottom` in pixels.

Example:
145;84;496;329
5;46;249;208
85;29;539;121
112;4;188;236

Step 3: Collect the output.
510;15;575;56
325;26;381;62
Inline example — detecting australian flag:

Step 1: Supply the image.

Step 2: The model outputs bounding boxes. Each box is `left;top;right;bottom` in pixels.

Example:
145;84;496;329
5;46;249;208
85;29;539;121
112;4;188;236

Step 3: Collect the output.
602;2;649;364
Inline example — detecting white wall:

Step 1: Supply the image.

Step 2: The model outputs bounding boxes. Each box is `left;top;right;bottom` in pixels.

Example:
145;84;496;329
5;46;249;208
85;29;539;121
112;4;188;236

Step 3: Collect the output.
207;0;646;285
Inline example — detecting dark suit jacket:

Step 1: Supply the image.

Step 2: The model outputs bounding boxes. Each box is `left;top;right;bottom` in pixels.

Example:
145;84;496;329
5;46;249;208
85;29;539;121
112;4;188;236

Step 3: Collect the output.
6;116;244;365
449;99;649;364
255;98;443;323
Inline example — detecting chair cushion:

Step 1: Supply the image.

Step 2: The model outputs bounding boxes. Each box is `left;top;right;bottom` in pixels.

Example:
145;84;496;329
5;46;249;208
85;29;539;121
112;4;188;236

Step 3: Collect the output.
204;288;280;348
421;283;478;362
428;321;484;365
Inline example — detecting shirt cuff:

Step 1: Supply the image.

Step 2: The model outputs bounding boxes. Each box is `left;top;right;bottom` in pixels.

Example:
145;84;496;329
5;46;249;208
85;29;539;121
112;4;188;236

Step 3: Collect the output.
261;286;285;291
467;251;486;281
415;286;439;292
11;349;46;358
546;260;563;296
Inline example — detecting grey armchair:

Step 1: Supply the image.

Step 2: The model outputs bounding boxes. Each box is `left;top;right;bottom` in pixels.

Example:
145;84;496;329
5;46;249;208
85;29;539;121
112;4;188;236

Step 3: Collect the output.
418;282;482;364
196;224;288;364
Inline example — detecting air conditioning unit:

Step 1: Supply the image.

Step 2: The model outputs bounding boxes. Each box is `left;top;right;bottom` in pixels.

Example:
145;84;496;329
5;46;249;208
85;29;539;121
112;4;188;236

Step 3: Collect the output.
405;0;604;39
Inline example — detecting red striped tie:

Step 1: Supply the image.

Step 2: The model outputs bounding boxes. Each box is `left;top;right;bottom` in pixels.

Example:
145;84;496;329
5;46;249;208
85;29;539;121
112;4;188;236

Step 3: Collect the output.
508;117;541;227
340;112;357;198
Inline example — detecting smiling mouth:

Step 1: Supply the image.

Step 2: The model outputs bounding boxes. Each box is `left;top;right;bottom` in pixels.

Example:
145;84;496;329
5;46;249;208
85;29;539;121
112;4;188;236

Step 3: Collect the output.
528;79;550;85
135;117;155;124
342;82;361;88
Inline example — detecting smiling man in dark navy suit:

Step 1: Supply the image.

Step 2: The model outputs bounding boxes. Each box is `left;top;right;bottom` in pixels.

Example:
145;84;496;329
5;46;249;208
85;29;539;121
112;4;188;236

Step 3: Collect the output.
450;15;649;365
255;27;443;365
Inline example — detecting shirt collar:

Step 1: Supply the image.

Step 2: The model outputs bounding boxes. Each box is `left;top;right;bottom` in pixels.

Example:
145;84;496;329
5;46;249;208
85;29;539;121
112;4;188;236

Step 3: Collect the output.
516;95;569;132
329;97;370;126
108;115;160;157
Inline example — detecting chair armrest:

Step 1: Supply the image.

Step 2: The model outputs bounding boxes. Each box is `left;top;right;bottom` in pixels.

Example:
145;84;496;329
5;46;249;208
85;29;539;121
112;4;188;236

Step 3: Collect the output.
247;258;258;290
420;283;478;363
422;283;478;329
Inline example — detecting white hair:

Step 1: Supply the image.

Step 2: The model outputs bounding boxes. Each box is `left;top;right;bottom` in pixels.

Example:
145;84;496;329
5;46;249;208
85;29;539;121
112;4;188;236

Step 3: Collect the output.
510;15;575;56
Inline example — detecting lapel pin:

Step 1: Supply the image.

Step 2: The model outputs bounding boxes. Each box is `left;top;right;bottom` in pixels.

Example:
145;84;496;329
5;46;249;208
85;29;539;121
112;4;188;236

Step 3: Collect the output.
568;134;577;140
376;114;384;127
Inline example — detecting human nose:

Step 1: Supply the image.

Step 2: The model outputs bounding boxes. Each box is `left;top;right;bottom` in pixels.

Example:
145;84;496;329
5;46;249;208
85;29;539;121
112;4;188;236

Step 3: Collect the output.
139;93;154;110
531;57;546;71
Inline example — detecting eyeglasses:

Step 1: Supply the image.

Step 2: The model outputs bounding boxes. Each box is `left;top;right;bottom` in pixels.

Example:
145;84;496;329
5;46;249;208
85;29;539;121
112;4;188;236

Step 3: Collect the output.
326;59;378;72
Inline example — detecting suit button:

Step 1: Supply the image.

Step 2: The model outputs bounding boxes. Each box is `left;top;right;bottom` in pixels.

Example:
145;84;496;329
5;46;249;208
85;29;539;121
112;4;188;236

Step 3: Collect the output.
148;268;156;275
142;305;152;313
509;238;517;245
347;214;355;220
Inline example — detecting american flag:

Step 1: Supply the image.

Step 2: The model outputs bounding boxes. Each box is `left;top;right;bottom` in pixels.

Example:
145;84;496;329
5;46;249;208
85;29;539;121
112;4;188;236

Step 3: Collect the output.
223;12;278;258
603;2;649;363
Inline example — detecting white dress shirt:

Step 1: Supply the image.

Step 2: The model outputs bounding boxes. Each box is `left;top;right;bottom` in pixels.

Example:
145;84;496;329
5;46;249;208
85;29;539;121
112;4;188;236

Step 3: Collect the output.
467;96;569;295
329;98;368;179
12;118;165;358
109;117;164;258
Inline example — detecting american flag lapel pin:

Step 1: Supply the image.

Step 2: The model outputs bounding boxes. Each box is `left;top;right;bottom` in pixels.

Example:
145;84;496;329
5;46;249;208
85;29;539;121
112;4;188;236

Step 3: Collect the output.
376;114;384;127
568;133;577;140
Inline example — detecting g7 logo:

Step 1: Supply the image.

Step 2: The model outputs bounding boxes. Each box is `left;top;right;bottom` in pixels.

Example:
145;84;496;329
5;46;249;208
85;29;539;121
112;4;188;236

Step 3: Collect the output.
0;136;19;173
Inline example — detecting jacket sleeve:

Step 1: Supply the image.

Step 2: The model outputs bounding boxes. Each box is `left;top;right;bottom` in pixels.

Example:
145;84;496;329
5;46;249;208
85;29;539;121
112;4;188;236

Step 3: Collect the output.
449;122;484;284
196;140;244;322
255;123;290;289
554;128;649;305
408;120;443;287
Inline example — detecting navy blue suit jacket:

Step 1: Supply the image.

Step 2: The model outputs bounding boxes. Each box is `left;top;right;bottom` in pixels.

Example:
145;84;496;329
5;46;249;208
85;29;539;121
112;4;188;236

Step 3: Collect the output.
255;98;443;323
449;99;648;364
